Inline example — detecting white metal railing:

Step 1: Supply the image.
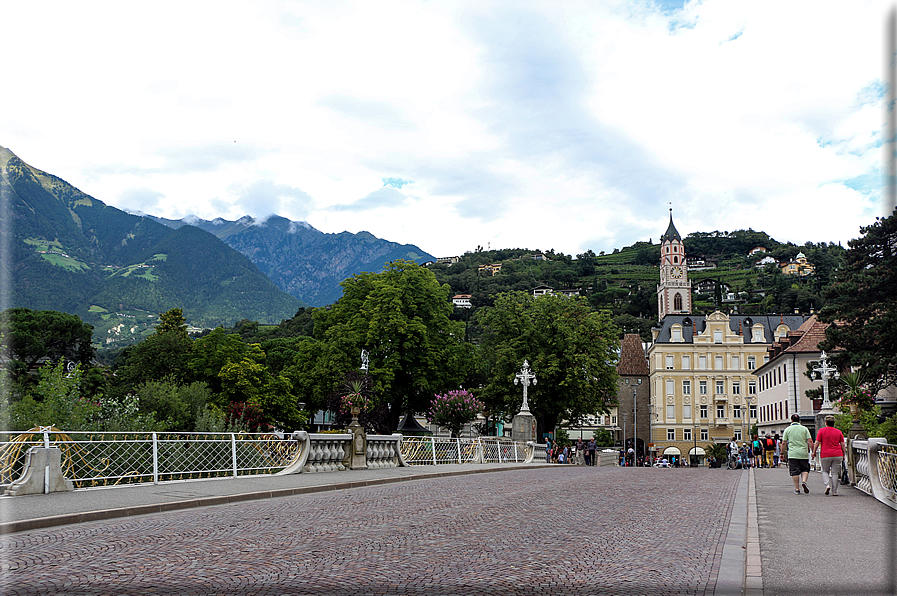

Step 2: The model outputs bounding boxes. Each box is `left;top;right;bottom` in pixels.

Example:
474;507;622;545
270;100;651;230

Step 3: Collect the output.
850;438;897;510
0;428;302;489
399;436;536;466
0;429;541;493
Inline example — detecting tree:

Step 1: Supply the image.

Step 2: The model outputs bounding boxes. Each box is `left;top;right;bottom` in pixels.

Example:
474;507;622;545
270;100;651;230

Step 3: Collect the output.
156;308;188;338
819;209;897;393
474;292;619;438
310;260;471;431
1;308;95;381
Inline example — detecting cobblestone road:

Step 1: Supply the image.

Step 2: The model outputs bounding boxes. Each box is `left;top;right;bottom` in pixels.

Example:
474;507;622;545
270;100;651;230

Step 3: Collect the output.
2;467;741;596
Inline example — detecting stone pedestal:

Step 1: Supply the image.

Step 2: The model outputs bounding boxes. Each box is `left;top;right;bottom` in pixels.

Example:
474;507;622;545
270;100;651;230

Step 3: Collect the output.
7;447;74;496
348;410;368;470
511;411;536;444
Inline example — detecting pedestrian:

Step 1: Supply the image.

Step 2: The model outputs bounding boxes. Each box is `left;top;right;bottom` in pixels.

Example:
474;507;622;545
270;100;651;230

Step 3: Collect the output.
727;436;738;469
752;435;763;468
813;415;847;496
773;434;781;468
576;439;585;465
763;433;776;468
545;438;552;463
782;413;814;495
588;439;596;466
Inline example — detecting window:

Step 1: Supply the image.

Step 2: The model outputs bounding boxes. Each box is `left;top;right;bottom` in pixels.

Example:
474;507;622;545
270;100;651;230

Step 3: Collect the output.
734;429;742;441
683;428;692;441
682;355;690;369
732;382;741;395
700;405;708;418
715;355;724;370
611;416;617;424
666;355;674;370
683;380;691;395
699;381;707;395
700;428;708;441
699;355;707;370
667;428;676;441
713;329;723;343
747;356;756;370
733;405;741;419
683;404;692;419
750;405;757;420
749;382;756;395
732;355;740;370
666;404;676;419
752;325;765;343
674;293;683;311
666;379;675;395
672;327;682;342
716;404;725;418
716;380;725;394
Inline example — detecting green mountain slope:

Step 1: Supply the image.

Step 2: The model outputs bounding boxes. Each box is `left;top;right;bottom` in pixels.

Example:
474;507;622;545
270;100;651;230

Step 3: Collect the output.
1;146;304;346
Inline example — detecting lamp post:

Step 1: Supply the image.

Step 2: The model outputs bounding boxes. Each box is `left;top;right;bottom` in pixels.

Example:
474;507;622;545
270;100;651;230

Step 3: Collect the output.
633;387;638;465
622;413;628;465
693;423;699;467
513;359;537;413
813;351;839;410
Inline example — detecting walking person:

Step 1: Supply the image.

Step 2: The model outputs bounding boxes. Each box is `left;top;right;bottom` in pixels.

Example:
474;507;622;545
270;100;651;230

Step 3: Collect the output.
587;438;596;467
752;435;763;468
782;413;814;494
773;434;781;468
763;433;775;468
813;415;847;496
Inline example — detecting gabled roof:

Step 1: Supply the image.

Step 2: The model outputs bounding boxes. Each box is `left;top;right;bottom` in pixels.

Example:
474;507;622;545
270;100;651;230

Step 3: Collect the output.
660;210;682;243
778;315;829;354
617;333;649;376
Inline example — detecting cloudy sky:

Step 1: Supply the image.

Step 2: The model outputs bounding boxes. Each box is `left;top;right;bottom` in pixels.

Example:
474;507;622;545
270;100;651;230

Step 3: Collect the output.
4;1;890;258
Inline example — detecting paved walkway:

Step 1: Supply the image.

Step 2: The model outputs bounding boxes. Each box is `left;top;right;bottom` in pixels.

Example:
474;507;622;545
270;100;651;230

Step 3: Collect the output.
0;463;893;595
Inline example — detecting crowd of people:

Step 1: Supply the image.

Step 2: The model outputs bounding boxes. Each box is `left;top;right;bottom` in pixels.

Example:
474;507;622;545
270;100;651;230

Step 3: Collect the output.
726;431;781;470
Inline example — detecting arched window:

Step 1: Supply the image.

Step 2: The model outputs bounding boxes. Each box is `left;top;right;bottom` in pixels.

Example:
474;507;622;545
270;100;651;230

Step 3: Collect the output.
674;292;683;311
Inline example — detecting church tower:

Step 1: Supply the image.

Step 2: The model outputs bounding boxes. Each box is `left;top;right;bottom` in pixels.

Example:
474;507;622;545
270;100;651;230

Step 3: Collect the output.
657;209;691;319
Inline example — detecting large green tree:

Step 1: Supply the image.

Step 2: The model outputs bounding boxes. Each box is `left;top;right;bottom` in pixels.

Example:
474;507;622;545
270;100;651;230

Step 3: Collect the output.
819;209;897;393
1;308;95;381
307;260;471;431
474;291;619;437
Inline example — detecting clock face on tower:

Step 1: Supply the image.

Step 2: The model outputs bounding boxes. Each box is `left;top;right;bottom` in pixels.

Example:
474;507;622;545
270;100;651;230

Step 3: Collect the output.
671;266;683;279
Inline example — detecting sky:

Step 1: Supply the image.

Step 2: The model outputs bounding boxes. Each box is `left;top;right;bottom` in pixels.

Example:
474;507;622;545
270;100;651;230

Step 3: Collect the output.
3;0;891;258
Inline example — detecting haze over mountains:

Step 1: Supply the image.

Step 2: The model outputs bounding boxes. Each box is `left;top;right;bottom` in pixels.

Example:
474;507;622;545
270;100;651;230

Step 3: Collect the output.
0;146;434;346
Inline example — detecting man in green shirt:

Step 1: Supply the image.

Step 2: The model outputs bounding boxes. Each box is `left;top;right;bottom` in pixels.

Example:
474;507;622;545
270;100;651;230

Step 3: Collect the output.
781;413;814;494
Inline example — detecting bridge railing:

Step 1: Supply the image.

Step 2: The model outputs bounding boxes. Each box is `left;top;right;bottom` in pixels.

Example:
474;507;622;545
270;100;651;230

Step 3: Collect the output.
0;428;542;493
850;438;897;511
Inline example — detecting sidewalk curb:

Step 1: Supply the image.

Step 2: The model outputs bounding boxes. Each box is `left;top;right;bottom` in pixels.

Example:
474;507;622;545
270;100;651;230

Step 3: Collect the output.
0;464;550;536
714;469;750;596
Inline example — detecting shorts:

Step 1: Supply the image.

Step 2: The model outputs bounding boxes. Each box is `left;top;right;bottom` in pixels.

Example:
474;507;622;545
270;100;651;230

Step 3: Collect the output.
788;458;810;476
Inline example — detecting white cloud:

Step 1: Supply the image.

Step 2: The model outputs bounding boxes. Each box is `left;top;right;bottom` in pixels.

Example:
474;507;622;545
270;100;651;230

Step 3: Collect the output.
3;0;888;258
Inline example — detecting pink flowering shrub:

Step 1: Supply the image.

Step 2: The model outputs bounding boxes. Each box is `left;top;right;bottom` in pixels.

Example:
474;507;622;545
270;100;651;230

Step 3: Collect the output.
426;390;484;438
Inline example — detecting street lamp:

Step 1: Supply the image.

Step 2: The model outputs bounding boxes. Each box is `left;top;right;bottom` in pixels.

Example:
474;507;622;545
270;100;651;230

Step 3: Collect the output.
813;351;839;410
621;412;628;465
693;423;699;467
513;359;537;413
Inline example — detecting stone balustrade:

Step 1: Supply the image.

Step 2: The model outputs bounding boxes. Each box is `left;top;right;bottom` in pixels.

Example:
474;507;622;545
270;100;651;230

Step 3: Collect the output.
848;438;897;511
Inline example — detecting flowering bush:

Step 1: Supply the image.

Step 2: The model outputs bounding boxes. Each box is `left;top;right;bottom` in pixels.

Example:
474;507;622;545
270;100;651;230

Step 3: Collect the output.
426;390;484;438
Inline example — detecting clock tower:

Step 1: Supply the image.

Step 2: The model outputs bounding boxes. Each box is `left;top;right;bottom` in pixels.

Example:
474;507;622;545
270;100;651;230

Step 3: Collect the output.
657;209;691;319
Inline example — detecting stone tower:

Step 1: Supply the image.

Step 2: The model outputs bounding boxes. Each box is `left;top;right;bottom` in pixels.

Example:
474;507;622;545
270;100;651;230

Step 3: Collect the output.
657;210;692;320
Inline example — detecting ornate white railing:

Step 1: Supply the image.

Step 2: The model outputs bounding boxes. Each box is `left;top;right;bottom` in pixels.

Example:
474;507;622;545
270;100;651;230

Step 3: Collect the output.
399;436;536;465
0;429;539;494
850;438;897;510
0;428;303;489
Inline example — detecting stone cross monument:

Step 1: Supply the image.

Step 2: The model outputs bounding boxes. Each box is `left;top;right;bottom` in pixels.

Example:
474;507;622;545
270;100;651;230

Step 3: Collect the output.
512;360;537;443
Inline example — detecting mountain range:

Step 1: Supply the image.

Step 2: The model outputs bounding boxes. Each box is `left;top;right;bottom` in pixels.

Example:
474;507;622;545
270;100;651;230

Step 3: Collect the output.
1;146;433;347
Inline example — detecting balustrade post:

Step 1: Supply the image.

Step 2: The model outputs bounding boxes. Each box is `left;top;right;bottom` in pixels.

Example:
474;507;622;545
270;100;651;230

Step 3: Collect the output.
231;434;238;478
457;438;461;464
152;433;159;484
431;436;437;466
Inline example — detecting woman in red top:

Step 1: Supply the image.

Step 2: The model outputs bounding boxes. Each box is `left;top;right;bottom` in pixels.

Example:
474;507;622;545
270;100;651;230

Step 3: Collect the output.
813;415;847;496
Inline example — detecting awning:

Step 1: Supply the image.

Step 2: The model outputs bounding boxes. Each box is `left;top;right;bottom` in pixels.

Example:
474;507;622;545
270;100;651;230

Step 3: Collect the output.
689;447;706;455
663;447;681;455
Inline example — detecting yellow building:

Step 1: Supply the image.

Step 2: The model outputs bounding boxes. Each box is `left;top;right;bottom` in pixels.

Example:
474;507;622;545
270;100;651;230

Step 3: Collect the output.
647;212;811;464
780;251;815;276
